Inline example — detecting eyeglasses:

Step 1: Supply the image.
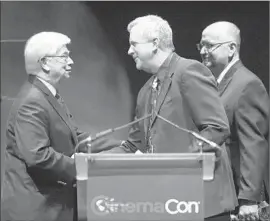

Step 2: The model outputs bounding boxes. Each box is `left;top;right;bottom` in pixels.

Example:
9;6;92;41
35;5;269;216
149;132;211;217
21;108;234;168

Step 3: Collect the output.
196;41;232;52
129;40;154;48
44;55;70;63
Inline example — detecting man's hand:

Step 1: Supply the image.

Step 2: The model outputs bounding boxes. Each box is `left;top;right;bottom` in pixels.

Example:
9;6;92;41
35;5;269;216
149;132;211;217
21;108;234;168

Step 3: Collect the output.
189;138;222;161
135;150;143;154
75;135;119;154
238;199;259;221
89;136;122;153
230;204;260;221
75;138;91;153
189;139;203;153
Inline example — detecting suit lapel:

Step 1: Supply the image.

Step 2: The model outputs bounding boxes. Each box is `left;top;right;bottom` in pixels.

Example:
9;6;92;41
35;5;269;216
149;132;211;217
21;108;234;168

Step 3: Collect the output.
150;53;180;128
29;76;78;144
218;60;243;96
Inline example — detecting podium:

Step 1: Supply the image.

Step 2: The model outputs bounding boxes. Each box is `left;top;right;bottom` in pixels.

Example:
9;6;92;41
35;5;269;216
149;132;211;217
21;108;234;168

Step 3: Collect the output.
75;153;216;221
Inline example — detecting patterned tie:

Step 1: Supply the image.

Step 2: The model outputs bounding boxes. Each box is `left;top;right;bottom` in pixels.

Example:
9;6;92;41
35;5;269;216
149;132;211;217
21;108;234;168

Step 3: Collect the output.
55;93;70;117
55;93;64;106
150;76;161;119
146;76;161;153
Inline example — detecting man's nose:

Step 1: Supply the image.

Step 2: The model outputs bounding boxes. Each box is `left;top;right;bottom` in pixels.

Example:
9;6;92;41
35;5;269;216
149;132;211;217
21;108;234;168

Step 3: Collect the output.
128;46;134;56
200;46;208;55
68;57;74;65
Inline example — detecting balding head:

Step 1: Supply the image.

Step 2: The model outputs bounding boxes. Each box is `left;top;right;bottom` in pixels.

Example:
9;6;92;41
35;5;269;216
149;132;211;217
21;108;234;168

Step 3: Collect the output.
199;21;241;77
202;21;241;49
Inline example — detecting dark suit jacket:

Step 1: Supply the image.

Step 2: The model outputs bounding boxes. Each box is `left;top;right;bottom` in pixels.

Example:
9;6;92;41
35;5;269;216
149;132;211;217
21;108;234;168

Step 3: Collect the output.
115;53;238;218
218;60;269;203
1;75;89;221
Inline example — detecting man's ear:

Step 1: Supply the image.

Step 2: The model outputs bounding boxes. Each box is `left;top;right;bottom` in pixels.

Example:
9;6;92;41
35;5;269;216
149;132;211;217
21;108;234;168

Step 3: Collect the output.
39;57;50;72
152;38;159;53
228;42;237;57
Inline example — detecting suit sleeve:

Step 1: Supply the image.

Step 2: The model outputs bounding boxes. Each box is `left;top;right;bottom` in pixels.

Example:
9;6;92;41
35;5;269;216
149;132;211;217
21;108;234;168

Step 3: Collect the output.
73;122;90;143
14;99;75;184
101;96;144;153
181;61;230;146
123;105;144;153
235;80;269;202
62;103;90;143
101;106;142;154
61;104;126;153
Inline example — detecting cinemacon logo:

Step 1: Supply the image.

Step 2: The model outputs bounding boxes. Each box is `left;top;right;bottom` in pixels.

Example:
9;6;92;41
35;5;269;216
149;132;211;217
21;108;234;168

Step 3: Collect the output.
91;195;200;216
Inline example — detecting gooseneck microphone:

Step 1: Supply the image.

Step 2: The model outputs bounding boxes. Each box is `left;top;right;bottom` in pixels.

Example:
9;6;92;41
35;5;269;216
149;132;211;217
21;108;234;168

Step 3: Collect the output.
155;113;221;152
74;113;151;153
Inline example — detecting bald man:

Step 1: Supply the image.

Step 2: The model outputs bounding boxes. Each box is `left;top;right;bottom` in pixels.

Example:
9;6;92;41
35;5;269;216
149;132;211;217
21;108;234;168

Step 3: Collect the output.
198;21;269;220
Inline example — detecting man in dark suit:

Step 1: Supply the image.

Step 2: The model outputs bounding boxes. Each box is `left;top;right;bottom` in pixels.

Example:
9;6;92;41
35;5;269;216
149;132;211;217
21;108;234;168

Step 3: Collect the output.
198;21;269;221
1;32;120;221
107;15;238;221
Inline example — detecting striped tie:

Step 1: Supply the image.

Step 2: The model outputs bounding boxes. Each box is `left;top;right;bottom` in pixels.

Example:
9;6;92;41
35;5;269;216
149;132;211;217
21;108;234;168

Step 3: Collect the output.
146;76;161;153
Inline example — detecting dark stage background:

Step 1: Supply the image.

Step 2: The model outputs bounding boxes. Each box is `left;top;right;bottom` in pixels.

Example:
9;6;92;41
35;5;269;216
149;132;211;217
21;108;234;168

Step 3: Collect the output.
1;1;269;197
90;1;269;98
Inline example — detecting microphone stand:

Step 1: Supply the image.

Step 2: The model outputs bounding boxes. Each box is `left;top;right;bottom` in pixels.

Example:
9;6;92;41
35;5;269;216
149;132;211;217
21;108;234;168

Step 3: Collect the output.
74;114;151;154
155;113;221;154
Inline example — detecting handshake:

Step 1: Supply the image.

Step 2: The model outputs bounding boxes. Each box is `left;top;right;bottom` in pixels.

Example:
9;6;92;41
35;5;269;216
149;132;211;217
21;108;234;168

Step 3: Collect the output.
72;133;222;160
71;113;223;159
73;132;123;155
71;114;152;157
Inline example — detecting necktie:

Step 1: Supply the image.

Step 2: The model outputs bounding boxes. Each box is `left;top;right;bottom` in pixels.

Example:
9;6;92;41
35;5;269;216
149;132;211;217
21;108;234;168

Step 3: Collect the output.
55;93;70;117
146;76;161;153
151;76;161;114
55;93;64;106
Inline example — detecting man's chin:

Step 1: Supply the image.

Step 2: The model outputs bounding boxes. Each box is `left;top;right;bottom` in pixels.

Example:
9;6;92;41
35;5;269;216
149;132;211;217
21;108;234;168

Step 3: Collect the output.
135;63;142;70
202;60;212;68
64;71;71;78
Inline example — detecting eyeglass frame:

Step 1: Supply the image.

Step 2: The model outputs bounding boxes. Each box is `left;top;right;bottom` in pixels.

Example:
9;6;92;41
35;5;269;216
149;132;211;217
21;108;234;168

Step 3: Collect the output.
129;39;156;48
196;41;233;53
44;55;70;62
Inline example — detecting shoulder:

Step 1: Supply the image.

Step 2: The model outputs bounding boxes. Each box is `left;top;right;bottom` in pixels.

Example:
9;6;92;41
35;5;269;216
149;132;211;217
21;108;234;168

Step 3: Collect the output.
232;64;267;92
175;57;213;78
23;84;47;104
13;81;50;114
178;57;209;70
231;66;268;111
7;81;50;126
174;57;216;87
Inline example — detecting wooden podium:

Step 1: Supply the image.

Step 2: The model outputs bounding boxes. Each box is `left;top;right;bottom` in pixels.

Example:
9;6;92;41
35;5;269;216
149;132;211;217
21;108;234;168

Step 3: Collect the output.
75;153;216;221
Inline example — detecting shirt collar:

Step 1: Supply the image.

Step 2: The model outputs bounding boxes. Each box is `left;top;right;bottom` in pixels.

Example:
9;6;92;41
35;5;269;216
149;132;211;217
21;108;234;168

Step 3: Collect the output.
156;52;174;82
36;76;57;97
217;58;239;84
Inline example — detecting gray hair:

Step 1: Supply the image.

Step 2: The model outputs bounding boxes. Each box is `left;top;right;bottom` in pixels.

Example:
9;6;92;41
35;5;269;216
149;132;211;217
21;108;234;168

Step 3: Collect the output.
24;32;71;75
127;15;175;52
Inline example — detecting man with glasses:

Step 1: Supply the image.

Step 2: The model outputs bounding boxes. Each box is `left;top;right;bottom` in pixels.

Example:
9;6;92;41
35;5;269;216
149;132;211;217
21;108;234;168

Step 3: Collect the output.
107;15;238;221
1;32;120;221
198;21;269;221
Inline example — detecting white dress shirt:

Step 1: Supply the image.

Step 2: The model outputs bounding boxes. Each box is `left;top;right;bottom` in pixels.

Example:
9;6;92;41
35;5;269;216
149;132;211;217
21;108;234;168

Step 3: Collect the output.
217;58;239;84
36;76;57;97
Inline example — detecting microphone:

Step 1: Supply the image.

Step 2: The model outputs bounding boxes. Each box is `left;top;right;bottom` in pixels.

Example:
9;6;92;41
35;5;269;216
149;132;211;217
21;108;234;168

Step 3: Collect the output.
74;113;152;153
155;113;221;155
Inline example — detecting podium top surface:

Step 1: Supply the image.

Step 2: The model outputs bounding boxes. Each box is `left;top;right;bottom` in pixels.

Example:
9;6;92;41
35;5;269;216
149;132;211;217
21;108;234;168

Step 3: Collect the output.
75;153;216;181
75;152;214;160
